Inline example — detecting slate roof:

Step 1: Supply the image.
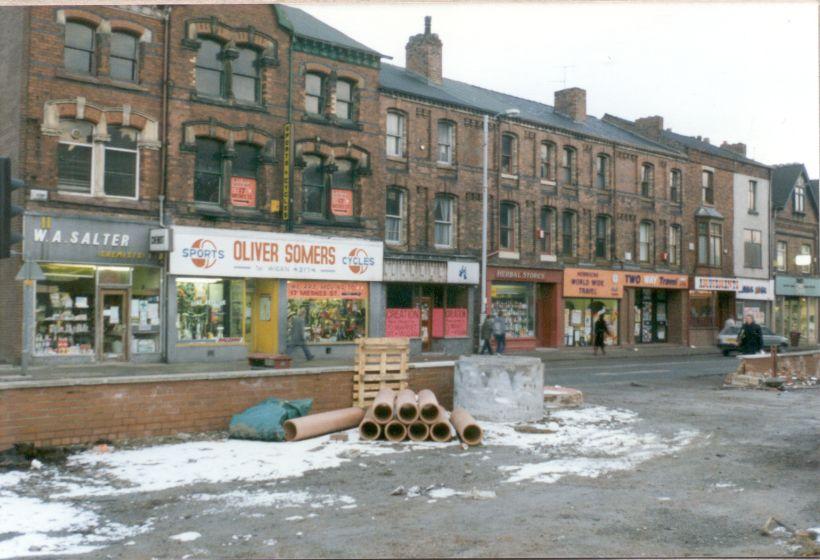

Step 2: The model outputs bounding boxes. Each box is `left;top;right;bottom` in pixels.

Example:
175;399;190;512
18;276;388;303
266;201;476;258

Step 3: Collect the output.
275;5;385;58
378;63;682;157
771;163;814;211
694;206;724;219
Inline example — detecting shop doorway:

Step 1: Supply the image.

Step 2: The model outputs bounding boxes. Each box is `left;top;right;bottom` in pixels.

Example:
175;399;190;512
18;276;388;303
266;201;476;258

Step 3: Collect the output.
99;289;129;361
634;289;668;343
251;280;278;355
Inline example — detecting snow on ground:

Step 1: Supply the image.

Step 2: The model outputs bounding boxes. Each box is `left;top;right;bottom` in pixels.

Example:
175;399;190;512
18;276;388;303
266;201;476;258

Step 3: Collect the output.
189;488;356;513
169;531;201;542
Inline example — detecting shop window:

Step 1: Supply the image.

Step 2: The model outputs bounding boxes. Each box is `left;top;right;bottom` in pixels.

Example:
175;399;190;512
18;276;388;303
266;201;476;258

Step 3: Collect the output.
595;154;609;189
641;163;654;198
110;31;138;82
305;72;324;114
794;180;805;213
335;79;354;120
539;142;556;181
287;281;368;343
499;202;517;251
800;244;812;273
491;283;534;338
195;39;224;97
689;292;715;328
562;210;577;257
743;229;762;269
176;278;246;342
386;110;406;157
385;187;406;245
35;264;96;356
595;215;611;260
130;267;162;355
193;138;224;204
748;180;758;213
668;225;681;266
232;47;259;103
437;120;455;165
669;169;682;203
702;169;714;204
433;194;455;248
103;126;139;198
57;120;94;193
301;154;325;216
501;134;517;176
64;20;96;74
638;221;654;263
776;241;787;271
561;146;576;185
230;143;259;208
564;298;619;347
539;206;556;254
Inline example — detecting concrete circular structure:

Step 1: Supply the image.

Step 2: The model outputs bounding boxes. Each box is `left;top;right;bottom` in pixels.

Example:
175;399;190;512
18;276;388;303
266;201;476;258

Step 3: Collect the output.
454;355;544;422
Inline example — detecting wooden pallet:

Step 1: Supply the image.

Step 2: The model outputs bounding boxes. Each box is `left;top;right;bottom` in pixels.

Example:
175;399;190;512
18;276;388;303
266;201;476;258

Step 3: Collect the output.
353;337;410;407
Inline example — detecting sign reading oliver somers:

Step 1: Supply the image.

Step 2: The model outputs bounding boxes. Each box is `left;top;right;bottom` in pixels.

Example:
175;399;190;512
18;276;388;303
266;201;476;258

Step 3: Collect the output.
169;226;384;282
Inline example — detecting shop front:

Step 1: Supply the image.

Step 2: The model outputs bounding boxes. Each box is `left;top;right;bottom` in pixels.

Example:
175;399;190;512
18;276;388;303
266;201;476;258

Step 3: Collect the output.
735;278;774;328
774;275;819;345
383;259;478;354
689;276;738;347
23;214;163;364
563;268;622;347
487;267;563;350
167;226;383;362
622;271;689;345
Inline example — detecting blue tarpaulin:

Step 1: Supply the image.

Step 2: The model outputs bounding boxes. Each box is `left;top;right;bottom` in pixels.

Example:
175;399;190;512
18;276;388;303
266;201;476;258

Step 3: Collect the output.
229;398;313;442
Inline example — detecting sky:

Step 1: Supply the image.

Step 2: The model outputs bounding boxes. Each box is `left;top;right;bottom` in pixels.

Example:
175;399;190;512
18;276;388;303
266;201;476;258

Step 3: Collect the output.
298;1;819;176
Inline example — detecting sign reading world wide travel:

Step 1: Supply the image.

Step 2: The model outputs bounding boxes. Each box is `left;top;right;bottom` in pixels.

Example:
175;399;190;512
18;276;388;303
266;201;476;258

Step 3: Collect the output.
169;226;384;282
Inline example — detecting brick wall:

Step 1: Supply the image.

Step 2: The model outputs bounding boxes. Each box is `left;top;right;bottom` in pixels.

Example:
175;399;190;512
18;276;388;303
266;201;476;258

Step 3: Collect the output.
0;363;454;449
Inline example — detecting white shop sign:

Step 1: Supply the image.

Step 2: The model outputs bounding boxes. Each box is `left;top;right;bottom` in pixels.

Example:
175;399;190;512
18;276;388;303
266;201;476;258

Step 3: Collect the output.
736;278;774;301
694;276;739;292
169;226;383;281
447;261;480;285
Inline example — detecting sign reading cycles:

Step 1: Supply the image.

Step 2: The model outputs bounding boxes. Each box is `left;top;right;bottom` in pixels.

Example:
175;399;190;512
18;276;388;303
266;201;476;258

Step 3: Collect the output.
170;226;384;281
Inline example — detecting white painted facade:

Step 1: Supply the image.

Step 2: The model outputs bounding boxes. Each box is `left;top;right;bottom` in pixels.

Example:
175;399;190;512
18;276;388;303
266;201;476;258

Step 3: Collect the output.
733;172;770;280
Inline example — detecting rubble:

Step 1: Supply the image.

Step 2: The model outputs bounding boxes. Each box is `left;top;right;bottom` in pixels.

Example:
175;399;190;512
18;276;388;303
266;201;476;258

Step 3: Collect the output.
543;386;584;409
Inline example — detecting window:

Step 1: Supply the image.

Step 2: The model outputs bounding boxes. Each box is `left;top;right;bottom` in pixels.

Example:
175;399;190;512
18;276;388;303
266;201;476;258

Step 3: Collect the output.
193;138;224;204
638;221;654;263
103;126;138;198
305;72;324;114
195;39;224;97
64;21;95;74
800;244;812;273
110;31;138;82
743;229;762;268
776;241;787;271
748;180;758;213
335;80;353;120
595;215;611;259
499;202;517;250
230;143;259;207
595;154;609;189
385;187;405;244
539;206;556;254
562;211;577;256
176;278;246;342
641;163;654;197
699;222;723;266
330;159;355;218
386;111;405;157
669;169;682;203
561;147;576;184
794;180;805;213
437;121;455;164
501;134;517;175
668;225;681;266
57;120;94;193
433;195;455;248
232;48;259;102
301;155;325;215
539;142;555;180
702;170;714;204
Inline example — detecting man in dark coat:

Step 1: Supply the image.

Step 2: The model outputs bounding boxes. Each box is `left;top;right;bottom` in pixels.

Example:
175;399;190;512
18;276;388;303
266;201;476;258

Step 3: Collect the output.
737;314;763;355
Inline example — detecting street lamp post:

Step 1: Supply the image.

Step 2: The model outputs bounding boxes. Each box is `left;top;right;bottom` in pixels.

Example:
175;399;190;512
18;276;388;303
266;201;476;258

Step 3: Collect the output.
481;109;519;323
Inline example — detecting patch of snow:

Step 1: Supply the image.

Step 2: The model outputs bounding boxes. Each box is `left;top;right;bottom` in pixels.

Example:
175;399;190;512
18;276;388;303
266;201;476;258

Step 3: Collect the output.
284;515;303;521
425;487;496;500
190;489;355;513
169;531;201;542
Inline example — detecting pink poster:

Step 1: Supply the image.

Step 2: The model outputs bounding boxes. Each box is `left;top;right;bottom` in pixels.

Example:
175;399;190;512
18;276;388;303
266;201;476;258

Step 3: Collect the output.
444;308;468;338
432;308;445;338
385;308;421;338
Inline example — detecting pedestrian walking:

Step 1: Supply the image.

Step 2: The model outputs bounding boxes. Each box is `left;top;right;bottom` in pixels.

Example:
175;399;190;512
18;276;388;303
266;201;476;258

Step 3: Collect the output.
593;313;610;356
737;314;763;355
479;314;494;355
287;309;314;361
492;311;507;354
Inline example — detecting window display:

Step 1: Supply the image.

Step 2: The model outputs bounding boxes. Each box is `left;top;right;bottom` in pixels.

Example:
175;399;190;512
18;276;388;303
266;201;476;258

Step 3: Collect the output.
287;281;368;343
633;289;668;343
176;278;246;343
131;267;162;354
491;283;534;338
689;292;715;328
564;298;619;346
35;264;95;356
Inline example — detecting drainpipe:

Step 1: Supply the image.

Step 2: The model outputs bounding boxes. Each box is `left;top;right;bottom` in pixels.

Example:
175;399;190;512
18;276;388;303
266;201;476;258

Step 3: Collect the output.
160;7;171;362
285;26;294;232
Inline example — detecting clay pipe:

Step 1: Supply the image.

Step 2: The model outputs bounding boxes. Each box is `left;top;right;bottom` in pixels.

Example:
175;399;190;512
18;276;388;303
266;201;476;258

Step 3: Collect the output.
384;420;407;442
450;407;483;446
407;421;430;442
395;389;419;423
417;389;441;423
284;407;365;442
358;407;382;441
373;388;396;424
429;406;453;443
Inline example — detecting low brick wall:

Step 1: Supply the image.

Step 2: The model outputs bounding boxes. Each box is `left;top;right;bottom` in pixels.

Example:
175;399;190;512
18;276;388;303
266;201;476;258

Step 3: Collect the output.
0;363;454;450
725;350;820;387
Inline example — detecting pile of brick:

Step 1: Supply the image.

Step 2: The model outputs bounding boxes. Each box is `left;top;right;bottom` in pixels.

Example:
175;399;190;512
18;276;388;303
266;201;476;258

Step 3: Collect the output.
724;352;820;389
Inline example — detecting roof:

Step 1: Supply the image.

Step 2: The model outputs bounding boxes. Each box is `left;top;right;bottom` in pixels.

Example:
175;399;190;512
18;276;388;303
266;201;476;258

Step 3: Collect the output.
275;4;384;58
771;163;817;212
695;206;724;219
378;63;683;158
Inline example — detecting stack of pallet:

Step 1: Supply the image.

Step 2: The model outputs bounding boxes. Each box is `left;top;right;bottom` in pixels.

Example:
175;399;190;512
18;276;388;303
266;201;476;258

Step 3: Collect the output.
358;388;482;446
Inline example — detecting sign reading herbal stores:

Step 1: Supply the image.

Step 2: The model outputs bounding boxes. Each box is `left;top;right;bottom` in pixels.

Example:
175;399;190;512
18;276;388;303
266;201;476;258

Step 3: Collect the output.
169;226;384;282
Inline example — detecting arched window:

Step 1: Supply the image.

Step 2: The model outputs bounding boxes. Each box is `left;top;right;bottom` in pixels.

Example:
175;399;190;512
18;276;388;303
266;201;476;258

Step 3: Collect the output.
301;154;325;216
193;138;224;204
385;187;406;244
501;134;517;175
386;110;406;157
539;142;556;181
110;31;138;82
232;47;259;103
499;202;518;251
433;194;455;248
230;143;259;207
561;146;576;185
305;72;324;114
103;126;139;198
641;163;655;197
57;120;95;192
595;215;611;259
639;221;654;263
64;20;95;74
539;206;556;254
335;79;354;120
195;39;224;97
669;169;682;203
562;210;577;256
595;154;610;189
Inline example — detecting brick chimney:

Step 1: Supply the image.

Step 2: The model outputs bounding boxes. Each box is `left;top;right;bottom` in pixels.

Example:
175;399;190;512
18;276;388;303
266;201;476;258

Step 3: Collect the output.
554;88;586;122
721;141;747;157
635;115;664;140
405;16;442;85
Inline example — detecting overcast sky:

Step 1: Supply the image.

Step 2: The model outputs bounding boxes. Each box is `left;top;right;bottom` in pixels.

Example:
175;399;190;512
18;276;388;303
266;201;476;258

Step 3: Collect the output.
299;1;819;176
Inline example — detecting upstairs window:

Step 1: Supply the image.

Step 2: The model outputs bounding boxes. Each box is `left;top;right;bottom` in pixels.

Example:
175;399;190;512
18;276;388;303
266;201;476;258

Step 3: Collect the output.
335;80;353;120
437;121;455;165
64;21;95;74
230;143;259;208
562;210;577;257
539;206;556;254
386;111;406;157
195;39;224;97
103;126;139;198
193;138;224;204
776;241;787;271
800;244;812;273
57;120;94;193
385;187;405;244
641;163;654;197
669;169;682;203
561;146;576;185
748;180;758;213
595;154;609;189
305;73;324;114
668;225;681;266
499;202;517;251
330;159;355;218
501;134;517;175
743;229;762;268
595;215;611;259
638;221;654;263
794;180;805;213
702;170;714;205
110;31;138;82
698;221;722;267
232;48;259;102
433;195;455;248
539;142;555;181
301;155;325;216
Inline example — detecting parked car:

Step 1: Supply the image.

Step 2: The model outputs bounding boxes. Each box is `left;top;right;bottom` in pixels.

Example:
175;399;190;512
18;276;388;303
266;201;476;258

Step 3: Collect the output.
716;325;789;356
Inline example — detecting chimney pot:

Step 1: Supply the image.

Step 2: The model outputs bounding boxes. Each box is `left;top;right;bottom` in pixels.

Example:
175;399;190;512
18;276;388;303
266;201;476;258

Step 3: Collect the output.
424;15;431;35
720;141;747;157
405;16;443;85
634;116;664;140
554;87;586;122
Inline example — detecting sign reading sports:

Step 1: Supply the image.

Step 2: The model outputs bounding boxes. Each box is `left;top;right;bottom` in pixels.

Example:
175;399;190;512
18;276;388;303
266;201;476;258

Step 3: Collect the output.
169;226;384;281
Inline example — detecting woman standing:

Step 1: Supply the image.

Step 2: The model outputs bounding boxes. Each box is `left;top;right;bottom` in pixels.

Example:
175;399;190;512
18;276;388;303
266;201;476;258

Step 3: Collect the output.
593;313;610;356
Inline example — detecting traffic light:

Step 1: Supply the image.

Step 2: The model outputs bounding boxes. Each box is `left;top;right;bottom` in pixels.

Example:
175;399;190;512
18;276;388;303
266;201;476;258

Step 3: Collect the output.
0;157;24;259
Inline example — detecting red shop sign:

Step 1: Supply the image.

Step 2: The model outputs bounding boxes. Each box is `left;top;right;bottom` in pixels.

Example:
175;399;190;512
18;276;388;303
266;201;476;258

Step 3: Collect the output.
230;176;257;208
385;308;421;338
444;308;468;338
